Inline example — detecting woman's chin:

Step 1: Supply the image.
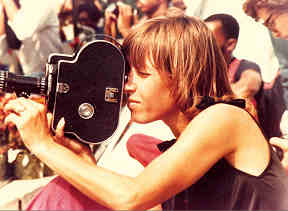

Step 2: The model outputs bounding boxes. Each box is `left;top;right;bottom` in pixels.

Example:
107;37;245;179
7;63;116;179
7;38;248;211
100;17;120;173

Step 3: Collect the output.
130;113;154;124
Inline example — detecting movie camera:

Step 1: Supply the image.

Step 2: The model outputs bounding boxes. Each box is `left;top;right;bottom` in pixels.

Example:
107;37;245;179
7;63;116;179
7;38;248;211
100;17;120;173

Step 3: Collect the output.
0;37;126;144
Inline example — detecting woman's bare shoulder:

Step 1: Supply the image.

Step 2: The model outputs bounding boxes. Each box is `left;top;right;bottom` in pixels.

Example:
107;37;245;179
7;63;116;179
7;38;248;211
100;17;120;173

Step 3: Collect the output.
182;103;259;150
178;104;249;153
192;103;250;128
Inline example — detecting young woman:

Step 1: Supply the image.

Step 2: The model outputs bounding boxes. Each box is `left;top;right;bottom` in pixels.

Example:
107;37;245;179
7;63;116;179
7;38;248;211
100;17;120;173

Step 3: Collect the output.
3;13;288;210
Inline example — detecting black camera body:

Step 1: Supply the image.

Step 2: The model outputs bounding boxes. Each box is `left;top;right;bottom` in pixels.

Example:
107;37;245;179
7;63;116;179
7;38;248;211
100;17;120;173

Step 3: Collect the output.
0;40;126;144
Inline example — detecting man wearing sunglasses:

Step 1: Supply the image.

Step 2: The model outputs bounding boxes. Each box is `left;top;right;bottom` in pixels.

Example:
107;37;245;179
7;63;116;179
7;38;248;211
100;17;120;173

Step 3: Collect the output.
243;0;288;39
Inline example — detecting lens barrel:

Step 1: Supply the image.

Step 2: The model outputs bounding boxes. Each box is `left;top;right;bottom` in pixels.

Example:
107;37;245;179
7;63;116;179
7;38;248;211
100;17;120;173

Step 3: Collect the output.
0;71;47;97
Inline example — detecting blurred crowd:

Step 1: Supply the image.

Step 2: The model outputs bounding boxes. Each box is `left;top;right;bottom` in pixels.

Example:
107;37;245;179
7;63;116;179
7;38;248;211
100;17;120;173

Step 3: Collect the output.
0;0;287;191
0;0;288;210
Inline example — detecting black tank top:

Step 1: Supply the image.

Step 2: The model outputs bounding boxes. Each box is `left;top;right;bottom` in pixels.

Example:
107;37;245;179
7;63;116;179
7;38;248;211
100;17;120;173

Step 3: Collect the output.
159;98;288;210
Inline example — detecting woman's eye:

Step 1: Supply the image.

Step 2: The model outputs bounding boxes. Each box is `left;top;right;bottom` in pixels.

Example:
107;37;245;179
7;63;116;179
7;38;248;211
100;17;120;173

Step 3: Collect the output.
138;71;150;76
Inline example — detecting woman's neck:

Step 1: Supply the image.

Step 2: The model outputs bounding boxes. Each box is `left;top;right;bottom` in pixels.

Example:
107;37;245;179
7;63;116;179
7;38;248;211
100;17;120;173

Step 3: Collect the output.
163;111;190;138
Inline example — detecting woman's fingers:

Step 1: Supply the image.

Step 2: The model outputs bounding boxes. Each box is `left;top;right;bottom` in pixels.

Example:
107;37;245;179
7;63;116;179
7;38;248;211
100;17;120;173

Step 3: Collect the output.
55;117;65;139
4;112;22;127
4;97;35;112
3;97;52;152
6;102;25;114
0;93;16;107
54;118;82;153
3;97;96;164
47;113;53;128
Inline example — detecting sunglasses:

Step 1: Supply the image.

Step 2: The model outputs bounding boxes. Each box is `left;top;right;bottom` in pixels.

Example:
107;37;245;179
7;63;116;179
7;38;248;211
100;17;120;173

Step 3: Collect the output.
258;9;286;30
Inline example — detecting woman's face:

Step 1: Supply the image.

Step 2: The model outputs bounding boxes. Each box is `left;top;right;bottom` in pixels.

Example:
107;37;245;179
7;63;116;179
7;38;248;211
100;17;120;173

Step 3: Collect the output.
124;60;178;124
257;7;288;39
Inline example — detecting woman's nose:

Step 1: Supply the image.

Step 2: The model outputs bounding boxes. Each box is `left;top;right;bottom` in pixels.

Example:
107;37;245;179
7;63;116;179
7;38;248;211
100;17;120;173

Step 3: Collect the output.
124;72;136;93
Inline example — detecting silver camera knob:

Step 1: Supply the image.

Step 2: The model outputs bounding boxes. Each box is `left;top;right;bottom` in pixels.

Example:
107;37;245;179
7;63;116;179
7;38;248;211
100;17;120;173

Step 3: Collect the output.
78;103;95;119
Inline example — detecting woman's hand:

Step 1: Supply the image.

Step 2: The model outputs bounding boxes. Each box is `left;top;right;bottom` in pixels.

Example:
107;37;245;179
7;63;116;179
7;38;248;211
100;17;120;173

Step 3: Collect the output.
52;116;96;165
3;96;96;164
3;97;53;153
270;137;288;171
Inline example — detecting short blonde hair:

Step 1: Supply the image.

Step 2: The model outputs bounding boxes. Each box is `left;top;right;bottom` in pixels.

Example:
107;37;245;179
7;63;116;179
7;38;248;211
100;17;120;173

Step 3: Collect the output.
122;14;253;118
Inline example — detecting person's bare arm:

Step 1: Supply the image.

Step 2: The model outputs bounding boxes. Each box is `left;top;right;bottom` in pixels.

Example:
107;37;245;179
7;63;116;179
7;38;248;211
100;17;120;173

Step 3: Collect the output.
117;2;136;38
4;99;251;210
231;69;262;98
104;9;117;39
93;0;102;11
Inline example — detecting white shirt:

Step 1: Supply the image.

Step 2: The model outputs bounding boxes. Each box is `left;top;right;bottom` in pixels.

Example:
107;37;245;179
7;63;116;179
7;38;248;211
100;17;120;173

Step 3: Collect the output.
0;0;65;77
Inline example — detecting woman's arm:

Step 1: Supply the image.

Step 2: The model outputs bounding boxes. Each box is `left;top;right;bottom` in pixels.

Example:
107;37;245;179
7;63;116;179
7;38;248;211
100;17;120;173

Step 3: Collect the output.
4;99;243;210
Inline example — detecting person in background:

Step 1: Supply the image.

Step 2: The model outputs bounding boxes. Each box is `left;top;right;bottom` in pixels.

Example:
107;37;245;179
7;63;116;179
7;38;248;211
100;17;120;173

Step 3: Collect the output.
268;32;288;139
242;0;288;112
57;0;104;52
243;0;288;139
243;0;288;39
243;0;288;170
0;0;70;183
0;0;66;77
243;0;288;104
204;13;262;116
189;0;277;85
104;0;171;40
2;12;288;210
170;0;186;11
